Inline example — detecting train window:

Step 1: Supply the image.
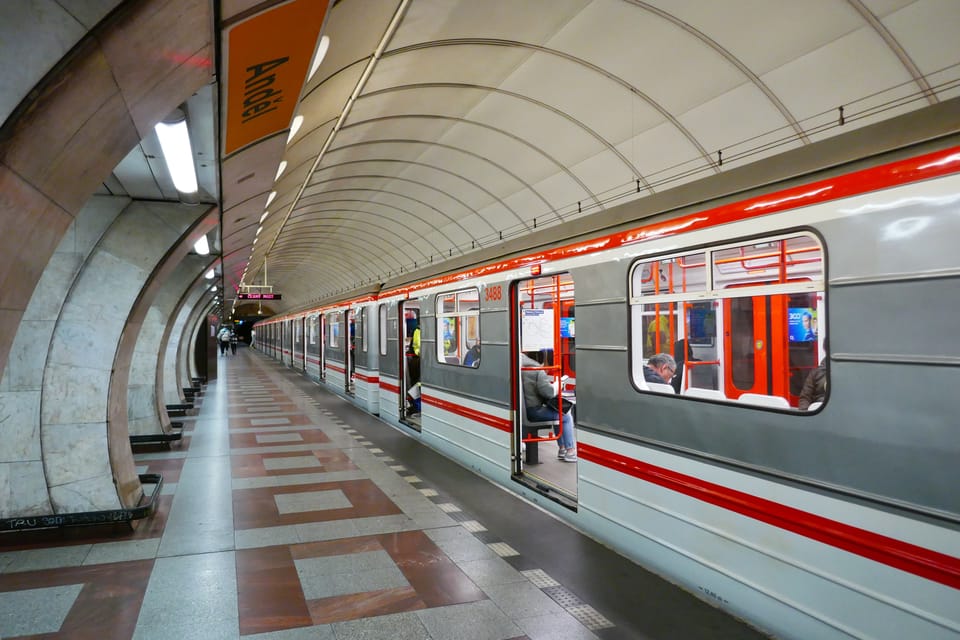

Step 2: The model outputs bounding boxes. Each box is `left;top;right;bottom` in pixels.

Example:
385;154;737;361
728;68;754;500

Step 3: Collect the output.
329;311;342;347
361;307;369;353
436;288;480;367
378;304;387;356
629;232;825;410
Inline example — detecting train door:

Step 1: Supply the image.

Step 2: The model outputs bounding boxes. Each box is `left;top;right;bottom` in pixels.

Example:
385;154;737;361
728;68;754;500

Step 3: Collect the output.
722;292;821;403
346;309;356;394
301;317;307;370
399;301;421;431
318;314;326;380
513;273;577;501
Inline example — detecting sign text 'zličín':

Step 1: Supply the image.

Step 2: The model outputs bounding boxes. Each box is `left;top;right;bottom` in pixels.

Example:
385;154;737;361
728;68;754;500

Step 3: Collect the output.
237;293;282;300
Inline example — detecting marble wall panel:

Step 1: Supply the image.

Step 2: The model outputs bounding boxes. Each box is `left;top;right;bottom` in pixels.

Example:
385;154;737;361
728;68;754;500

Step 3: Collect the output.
127;385;155;422
0;165;74;319
43;422;118;512
2;320;55;391
0;0;87;125
49;473;121;512
0;390;41;462
62;0;123;29
47;317;123;373
0;461;52;518
21;254;85;323
41;366;111;425
98;0;211;109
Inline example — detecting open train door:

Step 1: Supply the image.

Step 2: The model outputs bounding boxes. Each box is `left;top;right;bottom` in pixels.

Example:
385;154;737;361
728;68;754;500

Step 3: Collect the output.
512;273;578;503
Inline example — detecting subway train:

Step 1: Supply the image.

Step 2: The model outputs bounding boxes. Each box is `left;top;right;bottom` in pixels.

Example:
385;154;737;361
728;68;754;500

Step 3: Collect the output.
252;141;960;639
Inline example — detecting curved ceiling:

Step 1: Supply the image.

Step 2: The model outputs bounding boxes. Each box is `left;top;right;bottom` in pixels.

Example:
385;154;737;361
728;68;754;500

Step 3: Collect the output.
229;0;960;315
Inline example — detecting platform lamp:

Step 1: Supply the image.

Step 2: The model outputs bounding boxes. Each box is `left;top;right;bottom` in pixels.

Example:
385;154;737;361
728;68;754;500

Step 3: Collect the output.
154;108;199;204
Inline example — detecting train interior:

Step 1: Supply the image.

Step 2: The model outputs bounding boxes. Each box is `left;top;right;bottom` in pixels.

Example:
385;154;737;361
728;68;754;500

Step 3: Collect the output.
346;308;356;395
516;273;578;501
632;232;826;408
401;302;422;430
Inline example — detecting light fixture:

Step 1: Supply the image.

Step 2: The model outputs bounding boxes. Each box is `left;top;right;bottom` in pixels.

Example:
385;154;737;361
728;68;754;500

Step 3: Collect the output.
287;115;304;143
154;109;198;194
266;191;276;207
253;237;258;244
308;35;330;81
260;210;269;223
256;226;262;236
275;161;287;180
194;235;210;255
205;268;215;279
211;284;217;291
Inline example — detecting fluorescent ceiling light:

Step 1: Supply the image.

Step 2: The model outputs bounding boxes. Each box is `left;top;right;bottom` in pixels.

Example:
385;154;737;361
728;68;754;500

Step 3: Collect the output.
205;268;215;279
194;235;210;255
253;237;258;244
266;191;276;207
287;115;304;143
256;226;262;236
308;36;330;81
260;210;269;223
211;284;217;291
154;112;198;194
275;161;287;180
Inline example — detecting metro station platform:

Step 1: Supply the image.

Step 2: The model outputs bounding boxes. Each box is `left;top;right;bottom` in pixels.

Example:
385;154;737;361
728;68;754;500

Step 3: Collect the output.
0;346;770;639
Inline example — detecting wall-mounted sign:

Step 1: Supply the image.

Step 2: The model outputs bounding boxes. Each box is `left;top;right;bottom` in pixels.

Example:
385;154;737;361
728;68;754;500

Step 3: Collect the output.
238;293;282;300
223;0;329;155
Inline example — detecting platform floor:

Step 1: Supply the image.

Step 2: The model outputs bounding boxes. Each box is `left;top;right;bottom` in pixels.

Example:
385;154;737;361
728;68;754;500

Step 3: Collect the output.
0;346;771;639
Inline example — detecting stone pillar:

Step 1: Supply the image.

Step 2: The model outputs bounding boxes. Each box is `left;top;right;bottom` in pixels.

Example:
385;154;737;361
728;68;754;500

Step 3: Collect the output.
41;201;206;513
128;254;215;437
0;196;129;519
163;287;213;406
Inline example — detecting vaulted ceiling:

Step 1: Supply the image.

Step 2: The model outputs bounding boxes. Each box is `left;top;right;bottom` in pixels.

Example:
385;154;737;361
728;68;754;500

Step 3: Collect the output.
86;0;960;316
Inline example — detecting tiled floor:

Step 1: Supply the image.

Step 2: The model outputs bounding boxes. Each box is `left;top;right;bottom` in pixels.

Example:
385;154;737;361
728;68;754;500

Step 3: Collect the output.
0;348;771;639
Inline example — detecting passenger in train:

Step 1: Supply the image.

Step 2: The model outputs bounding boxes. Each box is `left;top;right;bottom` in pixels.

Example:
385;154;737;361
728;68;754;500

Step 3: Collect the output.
671;340;695;394
799;358;827;410
463;342;480;367
521;352;576;462
643;353;677;386
646;314;673;354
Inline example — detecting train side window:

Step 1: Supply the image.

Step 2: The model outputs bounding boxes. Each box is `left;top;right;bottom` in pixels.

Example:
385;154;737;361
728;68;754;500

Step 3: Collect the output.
436;288;481;367
329;311;342;348
378;304;388;356
629;233;825;411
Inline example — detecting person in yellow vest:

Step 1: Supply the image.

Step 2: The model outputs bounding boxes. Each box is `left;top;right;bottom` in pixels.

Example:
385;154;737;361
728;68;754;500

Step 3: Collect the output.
646;314;672;354
411;326;420;357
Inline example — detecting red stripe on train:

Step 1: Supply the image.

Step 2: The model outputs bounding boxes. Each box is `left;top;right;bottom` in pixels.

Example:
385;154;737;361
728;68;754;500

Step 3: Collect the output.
354;372;379;383
326;363;345;374
422;395;512;432
380;381;400;393
578;443;960;590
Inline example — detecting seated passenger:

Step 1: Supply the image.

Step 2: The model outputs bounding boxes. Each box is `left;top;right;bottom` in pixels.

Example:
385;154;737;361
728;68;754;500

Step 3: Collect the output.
643;353;677;388
463;342;480;367
521;352;576;462
798;358;827;410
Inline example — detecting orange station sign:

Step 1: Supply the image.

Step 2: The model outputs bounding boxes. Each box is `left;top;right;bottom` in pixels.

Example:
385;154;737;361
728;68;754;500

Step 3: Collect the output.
223;0;330;156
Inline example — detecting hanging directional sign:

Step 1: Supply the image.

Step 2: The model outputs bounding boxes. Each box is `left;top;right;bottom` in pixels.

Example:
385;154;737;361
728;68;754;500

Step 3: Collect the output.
238;293;282;300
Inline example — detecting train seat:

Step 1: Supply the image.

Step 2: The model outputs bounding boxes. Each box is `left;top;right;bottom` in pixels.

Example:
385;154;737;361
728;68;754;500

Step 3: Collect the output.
737;393;791;409
647;382;677;394
683;387;727;401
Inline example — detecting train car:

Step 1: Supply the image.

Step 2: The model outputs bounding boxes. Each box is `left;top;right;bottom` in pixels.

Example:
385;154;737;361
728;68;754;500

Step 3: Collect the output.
254;142;960;640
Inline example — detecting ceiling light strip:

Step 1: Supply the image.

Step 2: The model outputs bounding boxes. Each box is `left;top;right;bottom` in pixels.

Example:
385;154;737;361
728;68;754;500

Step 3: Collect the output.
258;0;412;267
